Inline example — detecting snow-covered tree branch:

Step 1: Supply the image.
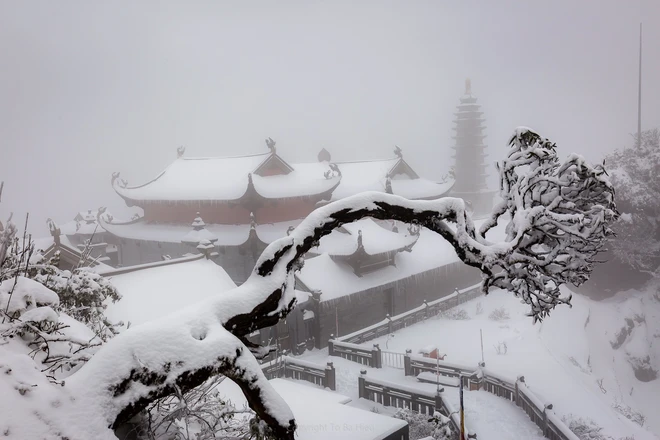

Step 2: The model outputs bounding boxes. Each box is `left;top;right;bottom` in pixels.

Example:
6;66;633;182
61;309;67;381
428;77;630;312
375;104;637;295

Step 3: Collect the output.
56;127;617;439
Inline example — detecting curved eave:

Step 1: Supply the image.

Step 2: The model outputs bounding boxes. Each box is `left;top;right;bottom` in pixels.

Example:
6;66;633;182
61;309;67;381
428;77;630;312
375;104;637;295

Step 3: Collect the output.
330;233;420;263
113;174;342;207
251;175;342;203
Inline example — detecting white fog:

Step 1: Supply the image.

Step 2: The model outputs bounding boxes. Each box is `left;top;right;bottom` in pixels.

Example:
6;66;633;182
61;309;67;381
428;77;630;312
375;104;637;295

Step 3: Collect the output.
0;1;659;440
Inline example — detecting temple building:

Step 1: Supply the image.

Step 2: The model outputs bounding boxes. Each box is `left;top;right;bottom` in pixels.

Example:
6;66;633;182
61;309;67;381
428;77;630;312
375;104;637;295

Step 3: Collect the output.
100;139;454;283
70;80;497;354
449;79;496;217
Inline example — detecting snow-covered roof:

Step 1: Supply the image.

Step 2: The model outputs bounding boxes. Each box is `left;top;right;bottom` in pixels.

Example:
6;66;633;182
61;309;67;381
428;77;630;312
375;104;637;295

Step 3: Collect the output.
105;256;237;328
307;157;453;201
299;215;509;302
112;152;340;203
216;378;408;440
100;216;301;246
314;218;418;256
298;228;462;302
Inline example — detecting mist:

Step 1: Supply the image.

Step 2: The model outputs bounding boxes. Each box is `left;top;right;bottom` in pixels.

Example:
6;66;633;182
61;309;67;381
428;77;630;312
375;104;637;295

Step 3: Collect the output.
1;0;659;236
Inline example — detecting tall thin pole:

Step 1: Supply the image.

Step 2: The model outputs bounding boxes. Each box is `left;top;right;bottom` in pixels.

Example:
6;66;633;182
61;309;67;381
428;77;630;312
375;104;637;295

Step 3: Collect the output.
637;22;643;148
436;352;440;394
480;329;485;365
459;374;466;440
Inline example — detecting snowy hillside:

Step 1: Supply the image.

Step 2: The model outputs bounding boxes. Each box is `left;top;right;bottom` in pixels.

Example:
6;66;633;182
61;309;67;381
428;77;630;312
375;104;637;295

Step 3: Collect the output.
356;287;660;439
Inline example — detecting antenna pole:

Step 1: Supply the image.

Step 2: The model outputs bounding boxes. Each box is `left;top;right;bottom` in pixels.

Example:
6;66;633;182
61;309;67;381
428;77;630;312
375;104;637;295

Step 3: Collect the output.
637;22;643;148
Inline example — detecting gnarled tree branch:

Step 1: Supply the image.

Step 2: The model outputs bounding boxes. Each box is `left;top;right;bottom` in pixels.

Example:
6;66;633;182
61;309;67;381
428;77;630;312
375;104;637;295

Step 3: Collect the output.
66;127;616;440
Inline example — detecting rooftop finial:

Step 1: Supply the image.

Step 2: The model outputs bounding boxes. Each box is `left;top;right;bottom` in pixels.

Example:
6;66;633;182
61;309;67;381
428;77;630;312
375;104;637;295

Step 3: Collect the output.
465;78;472;95
177;145;186;158
265;137;276;154
394;145;402;158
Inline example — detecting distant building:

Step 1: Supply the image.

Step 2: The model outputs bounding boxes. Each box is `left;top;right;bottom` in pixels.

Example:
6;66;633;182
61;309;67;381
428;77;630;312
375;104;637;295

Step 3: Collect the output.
450;79;496;217
34;211;116;271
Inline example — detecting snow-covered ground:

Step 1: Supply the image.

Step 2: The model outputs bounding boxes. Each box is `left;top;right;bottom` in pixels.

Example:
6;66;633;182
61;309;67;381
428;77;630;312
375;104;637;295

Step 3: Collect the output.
301;287;660;439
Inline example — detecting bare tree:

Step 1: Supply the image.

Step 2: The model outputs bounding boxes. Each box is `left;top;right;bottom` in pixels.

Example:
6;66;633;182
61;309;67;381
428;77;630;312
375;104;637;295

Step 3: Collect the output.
63;128;616;440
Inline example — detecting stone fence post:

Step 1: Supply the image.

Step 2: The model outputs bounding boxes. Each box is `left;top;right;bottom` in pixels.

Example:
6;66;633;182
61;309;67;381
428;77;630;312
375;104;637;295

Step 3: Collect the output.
328;335;335;357
515;375;525;406
404;349;412;376
358;370;367;399
325;361;336;391
386;314;393;334
372;343;382;369
543;403;553;436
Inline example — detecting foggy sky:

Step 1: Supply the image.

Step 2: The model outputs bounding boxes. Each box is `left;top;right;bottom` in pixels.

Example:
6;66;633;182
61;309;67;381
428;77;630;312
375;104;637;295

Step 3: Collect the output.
1;1;659;236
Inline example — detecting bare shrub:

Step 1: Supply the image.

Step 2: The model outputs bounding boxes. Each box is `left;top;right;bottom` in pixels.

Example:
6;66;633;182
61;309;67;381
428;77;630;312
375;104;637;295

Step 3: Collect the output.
441;308;469;320
612;398;646;427
393;408;452;440
488;307;510;321
563;415;613;440
494;341;508;355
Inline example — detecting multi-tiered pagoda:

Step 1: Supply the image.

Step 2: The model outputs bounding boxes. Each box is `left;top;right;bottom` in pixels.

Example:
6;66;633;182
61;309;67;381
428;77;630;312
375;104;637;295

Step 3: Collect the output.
450;79;495;217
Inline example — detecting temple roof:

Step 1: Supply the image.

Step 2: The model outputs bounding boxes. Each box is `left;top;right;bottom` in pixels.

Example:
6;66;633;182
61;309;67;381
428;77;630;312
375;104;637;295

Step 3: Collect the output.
112;151;340;204
313;218;418;256
295;156;453;201
297;228;461;302
297;216;508;302
99;215;300;247
103;255;237;328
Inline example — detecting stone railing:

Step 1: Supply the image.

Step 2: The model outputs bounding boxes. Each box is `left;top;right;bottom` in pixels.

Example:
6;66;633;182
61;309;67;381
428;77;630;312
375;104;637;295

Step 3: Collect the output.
400;355;579;440
260;355;336;391
358;371;477;439
328;340;382;368
336;283;482;345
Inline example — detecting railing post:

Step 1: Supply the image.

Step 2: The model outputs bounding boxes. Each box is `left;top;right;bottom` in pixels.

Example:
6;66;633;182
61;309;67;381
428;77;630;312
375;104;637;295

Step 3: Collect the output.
455;287;460;306
404;349;412;376
423;299;429;320
543;404;553;436
372;343;382;368
358;370;367;399
515;375;524;406
325;361;336;391
328;335;335;357
386;314;392;333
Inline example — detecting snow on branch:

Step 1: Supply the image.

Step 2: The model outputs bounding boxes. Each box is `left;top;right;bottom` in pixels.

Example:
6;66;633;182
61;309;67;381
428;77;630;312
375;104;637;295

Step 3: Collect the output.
66;127;616;439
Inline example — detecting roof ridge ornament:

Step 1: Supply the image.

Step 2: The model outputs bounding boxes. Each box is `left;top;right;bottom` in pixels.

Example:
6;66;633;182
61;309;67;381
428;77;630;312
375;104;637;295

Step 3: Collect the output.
265;137;276;154
177;145;186;158
47;218;61;246
407;223;421;236
324;163;341;180
394;145;403;158
317;147;331;162
385;176;393;194
111;172;127;188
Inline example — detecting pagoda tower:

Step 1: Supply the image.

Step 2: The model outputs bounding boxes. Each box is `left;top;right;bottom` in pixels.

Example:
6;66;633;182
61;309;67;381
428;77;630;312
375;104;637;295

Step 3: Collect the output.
450;79;495;217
